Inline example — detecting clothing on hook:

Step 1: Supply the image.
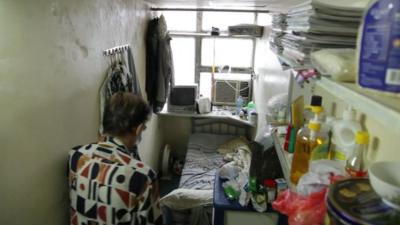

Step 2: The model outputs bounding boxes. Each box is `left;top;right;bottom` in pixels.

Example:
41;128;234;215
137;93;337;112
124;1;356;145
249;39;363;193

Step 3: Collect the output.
145;15;174;113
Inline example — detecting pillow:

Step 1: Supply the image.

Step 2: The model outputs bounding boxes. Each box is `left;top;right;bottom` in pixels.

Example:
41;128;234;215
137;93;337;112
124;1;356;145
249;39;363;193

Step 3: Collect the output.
159;189;213;210
217;136;250;155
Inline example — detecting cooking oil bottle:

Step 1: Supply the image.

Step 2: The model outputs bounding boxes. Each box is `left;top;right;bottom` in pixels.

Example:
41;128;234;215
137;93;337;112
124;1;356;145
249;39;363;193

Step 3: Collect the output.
290;122;328;185
345;131;369;178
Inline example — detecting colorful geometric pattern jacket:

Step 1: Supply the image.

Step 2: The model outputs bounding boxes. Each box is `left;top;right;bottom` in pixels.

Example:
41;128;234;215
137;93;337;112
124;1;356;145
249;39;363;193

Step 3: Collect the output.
68;137;162;225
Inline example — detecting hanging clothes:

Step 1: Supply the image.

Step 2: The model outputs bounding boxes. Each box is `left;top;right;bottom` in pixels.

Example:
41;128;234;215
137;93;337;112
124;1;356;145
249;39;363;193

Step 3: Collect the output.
145;17;159;111
99;50;141;134
146;15;174;113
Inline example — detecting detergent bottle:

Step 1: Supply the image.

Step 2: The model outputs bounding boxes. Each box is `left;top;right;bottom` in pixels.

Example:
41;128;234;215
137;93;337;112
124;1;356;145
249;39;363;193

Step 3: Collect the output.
332;107;362;162
357;0;400;96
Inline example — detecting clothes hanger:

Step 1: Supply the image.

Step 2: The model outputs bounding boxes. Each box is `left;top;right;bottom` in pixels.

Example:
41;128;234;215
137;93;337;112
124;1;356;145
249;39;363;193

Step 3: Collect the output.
118;48;123;65
113;49;118;68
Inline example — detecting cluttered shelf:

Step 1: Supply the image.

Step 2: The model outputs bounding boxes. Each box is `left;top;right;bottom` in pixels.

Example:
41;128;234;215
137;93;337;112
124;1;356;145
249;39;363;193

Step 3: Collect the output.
316;77;400;133
270;0;400;133
266;1;400;224
271;129;294;191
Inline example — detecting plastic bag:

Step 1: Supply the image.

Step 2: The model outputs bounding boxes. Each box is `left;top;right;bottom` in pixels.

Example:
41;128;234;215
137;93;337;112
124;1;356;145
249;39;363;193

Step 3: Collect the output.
272;188;327;225
219;161;241;180
266;93;288;125
296;160;347;196
311;48;356;82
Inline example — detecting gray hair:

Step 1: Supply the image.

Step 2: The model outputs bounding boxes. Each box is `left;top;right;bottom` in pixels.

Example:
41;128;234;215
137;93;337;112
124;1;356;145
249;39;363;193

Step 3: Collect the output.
102;92;150;136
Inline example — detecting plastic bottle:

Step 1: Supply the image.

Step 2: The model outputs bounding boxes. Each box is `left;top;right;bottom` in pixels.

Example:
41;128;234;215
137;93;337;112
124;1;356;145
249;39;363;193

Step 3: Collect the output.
247;101;256;114
236;96;244;115
357;0;400;96
320;116;337;159
332;107;362;162
263;179;277;204
245;101;256;121
310;95;323;117
290;122;328;184
305;95;324;123
345;131;369;178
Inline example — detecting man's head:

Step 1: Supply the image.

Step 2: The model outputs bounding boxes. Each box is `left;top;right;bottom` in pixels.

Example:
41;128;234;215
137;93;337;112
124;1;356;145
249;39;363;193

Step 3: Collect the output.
103;92;150;138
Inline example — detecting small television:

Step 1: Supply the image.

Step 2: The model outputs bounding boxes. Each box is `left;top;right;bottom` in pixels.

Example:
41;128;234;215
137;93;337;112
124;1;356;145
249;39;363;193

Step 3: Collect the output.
168;85;198;113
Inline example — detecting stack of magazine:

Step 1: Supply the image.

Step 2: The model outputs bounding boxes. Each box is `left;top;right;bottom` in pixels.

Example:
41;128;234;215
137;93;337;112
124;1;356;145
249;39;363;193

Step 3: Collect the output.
270;0;368;69
272;13;287;31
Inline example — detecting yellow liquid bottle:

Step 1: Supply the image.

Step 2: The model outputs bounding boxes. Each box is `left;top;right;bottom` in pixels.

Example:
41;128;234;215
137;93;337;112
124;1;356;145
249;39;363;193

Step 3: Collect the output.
290;122;327;185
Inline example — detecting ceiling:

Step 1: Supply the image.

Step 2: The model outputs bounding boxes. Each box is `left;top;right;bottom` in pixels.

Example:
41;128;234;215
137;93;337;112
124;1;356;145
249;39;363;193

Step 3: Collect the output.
144;0;306;12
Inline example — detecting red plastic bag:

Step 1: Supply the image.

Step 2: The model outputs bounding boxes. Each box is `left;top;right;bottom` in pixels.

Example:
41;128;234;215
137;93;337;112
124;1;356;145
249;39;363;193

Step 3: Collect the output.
272;188;327;225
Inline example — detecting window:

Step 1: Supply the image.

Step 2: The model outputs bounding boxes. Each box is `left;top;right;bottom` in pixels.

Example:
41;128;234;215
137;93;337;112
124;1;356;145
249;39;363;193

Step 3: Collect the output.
170;37;195;85
161;11;197;31
162;10;263;103
199;72;212;98
201;38;253;67
257;13;272;26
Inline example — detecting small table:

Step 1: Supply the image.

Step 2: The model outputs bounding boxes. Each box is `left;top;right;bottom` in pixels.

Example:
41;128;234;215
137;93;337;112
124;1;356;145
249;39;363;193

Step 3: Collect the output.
213;172;288;225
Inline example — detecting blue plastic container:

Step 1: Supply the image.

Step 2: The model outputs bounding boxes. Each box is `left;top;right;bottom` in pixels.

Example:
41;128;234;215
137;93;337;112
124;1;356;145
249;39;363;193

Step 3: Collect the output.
358;0;400;96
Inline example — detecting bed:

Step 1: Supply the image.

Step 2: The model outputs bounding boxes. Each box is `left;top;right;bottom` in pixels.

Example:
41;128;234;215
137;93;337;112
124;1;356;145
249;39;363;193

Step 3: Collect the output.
160;118;251;225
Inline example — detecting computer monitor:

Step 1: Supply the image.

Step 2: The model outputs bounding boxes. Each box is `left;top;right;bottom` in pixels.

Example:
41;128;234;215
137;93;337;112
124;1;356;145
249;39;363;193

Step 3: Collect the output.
168;85;198;113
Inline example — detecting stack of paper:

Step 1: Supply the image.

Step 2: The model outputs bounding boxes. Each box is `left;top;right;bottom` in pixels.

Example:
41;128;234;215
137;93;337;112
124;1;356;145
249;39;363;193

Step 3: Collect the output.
272;13;287;31
269;0;367;69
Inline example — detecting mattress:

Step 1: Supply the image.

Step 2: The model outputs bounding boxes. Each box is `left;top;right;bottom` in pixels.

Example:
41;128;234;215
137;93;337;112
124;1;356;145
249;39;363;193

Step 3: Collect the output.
178;133;235;190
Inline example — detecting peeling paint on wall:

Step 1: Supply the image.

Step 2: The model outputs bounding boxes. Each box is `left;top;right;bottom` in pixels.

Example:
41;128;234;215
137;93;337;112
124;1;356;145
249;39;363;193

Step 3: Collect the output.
0;1;162;225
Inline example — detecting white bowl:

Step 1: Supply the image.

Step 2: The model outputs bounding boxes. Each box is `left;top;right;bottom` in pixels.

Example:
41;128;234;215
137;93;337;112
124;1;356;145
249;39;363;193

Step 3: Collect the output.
369;161;400;210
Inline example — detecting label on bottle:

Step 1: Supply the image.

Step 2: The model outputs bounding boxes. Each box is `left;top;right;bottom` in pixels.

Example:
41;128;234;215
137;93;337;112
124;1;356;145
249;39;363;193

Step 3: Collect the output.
333;149;347;161
310;143;329;160
358;0;400;93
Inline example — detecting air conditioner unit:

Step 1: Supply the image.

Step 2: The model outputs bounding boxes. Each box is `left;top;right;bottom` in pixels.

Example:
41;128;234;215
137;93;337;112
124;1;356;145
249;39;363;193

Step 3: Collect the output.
212;79;251;106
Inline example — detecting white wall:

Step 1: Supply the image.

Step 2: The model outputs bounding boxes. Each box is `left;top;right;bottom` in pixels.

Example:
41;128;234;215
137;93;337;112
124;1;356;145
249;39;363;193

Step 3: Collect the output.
313;86;400;163
0;1;163;224
253;27;291;140
160;116;192;157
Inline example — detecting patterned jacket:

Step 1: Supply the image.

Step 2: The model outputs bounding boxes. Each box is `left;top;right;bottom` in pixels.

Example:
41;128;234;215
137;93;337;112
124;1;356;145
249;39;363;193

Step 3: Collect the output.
68;137;161;225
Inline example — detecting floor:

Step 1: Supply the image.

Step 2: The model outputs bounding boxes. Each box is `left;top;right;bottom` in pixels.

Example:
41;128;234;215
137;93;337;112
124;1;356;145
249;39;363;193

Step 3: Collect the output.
160;175;181;197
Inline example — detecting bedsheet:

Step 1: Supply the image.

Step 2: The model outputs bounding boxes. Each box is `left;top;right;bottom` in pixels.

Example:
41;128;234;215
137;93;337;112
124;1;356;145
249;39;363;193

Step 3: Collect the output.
178;133;235;190
162;133;239;225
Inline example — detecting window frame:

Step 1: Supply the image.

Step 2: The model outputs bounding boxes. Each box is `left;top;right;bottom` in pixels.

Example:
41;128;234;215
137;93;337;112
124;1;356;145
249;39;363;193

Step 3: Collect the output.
166;10;259;84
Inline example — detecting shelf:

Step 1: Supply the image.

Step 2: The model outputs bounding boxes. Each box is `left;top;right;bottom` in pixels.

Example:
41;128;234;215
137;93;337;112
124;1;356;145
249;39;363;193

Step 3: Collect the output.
317;77;400;133
272;130;294;191
158;107;256;127
169;31;256;39
276;54;310;70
